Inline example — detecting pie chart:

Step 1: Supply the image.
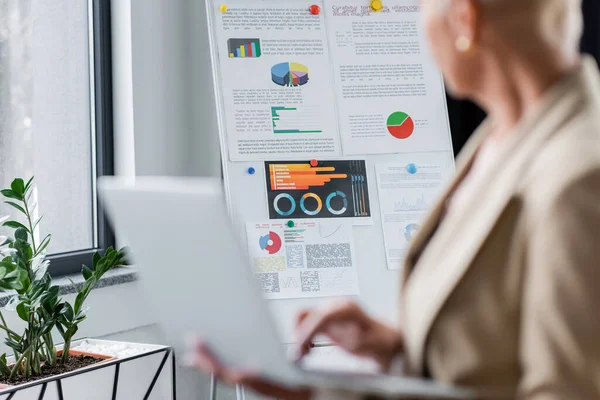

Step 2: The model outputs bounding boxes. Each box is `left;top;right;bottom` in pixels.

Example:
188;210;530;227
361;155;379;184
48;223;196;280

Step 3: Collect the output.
271;62;309;87
259;231;282;254
387;111;415;139
404;223;420;242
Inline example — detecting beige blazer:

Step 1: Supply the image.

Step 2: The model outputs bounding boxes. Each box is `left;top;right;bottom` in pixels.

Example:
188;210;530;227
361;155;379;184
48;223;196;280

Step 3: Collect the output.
316;57;600;399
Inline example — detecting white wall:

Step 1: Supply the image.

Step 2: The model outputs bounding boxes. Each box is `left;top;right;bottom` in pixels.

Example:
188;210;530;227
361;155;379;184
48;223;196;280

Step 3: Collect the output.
113;0;221;178
107;0;245;398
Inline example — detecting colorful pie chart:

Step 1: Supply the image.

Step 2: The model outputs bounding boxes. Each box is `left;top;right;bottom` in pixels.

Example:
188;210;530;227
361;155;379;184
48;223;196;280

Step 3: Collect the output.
387;111;415;139
271;62;310;87
259;231;282;254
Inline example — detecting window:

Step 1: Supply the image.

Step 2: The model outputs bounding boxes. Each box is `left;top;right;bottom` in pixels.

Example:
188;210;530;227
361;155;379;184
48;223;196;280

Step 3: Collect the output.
0;0;114;276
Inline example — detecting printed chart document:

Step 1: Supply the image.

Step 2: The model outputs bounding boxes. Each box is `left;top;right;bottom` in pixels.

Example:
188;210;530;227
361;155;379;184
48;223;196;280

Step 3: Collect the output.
264;159;372;223
375;152;454;270
324;0;452;155
212;0;341;161
246;220;360;299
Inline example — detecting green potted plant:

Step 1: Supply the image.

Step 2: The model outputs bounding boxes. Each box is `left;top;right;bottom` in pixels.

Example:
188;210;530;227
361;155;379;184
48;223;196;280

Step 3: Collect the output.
0;177;128;385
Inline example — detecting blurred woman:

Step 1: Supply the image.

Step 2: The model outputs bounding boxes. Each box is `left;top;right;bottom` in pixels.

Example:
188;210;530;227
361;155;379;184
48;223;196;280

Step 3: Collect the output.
194;0;600;398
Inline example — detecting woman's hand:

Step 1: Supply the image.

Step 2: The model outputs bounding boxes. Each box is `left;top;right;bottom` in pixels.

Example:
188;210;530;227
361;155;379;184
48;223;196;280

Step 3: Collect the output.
191;341;313;400
295;301;403;371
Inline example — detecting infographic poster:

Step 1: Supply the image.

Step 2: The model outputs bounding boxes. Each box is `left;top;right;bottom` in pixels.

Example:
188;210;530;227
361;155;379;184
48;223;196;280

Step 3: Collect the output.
375;152;454;270
246;220;360;299
324;0;453;155
212;0;341;161
264;160;371;222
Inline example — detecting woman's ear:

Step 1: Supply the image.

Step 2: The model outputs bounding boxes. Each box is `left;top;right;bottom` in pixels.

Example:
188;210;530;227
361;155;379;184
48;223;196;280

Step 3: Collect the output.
448;0;480;52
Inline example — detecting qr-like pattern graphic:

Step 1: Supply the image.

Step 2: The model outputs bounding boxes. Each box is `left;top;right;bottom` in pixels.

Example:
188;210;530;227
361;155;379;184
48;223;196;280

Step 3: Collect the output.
306;244;352;268
286;245;304;268
300;271;320;292
257;273;280;293
254;256;285;272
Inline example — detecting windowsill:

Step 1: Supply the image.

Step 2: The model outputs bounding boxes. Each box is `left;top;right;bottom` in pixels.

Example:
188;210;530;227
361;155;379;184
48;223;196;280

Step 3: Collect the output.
0;267;138;307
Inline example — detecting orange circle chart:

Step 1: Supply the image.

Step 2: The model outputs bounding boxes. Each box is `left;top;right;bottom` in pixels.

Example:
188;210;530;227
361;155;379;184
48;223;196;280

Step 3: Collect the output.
387;111;415;139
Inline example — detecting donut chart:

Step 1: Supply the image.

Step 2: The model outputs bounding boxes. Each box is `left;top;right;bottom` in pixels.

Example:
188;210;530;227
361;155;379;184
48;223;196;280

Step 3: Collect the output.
387;111;415;139
259;231;282;254
404;223;420;242
326;191;348;215
300;193;322;216
266;160;371;220
273;193;296;216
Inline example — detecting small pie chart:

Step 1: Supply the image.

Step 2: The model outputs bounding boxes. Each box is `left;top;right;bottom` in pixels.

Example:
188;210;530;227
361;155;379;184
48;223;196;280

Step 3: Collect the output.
387;111;415;139
271;62;309;87
259;231;282;254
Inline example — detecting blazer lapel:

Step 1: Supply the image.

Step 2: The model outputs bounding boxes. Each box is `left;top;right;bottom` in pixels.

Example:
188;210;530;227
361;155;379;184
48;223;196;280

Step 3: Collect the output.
400;61;591;374
400;123;490;285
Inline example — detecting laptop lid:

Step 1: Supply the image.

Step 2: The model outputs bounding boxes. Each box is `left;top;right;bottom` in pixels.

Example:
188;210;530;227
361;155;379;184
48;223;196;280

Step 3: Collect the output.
98;177;300;384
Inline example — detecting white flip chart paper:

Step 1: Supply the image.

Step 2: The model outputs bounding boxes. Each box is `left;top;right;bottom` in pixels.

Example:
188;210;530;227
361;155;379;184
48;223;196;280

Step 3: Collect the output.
246;220;360;299
324;0;452;155
213;0;341;161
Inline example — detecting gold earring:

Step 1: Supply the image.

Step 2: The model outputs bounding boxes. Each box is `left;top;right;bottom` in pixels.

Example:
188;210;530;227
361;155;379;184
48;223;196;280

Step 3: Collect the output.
455;36;472;53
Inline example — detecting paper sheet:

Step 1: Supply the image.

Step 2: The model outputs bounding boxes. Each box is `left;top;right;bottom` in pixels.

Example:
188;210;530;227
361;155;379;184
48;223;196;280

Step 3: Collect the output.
264;160;372;223
212;0;341;161
375;152;454;270
324;0;453;155
246;220;360;299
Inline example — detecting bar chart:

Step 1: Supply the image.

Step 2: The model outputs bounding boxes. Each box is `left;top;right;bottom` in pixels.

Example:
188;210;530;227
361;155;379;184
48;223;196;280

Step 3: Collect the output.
271;106;323;134
227;38;262;58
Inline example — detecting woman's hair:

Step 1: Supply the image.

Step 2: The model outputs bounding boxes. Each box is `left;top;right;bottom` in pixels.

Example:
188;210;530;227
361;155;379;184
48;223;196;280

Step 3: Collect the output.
533;0;583;54
449;0;583;55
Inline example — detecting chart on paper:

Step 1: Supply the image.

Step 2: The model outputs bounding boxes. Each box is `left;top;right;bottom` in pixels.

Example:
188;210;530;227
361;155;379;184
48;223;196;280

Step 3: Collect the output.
387;111;415;140
325;0;453;155
228;38;262;58
271;62;310;87
246;220;360;299
376;152;454;270
271;106;323;134
264;160;372;222
213;0;341;160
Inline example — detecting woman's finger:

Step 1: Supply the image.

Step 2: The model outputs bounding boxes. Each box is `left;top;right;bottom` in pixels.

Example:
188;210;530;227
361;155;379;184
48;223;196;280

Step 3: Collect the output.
295;302;365;356
295;309;311;327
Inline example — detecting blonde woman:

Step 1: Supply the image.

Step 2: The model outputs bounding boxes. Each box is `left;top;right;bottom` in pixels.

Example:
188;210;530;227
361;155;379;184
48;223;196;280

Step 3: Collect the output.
194;0;600;398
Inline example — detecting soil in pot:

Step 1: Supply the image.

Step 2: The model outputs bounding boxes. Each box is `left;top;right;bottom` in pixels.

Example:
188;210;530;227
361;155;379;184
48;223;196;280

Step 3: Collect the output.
0;354;107;386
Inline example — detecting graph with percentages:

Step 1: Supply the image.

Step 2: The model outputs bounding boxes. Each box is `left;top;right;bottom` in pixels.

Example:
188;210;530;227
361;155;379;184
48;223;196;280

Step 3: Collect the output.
265;160;371;221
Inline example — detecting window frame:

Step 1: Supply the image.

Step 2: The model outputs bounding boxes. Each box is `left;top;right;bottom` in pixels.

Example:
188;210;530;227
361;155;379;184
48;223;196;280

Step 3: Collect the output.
48;0;115;277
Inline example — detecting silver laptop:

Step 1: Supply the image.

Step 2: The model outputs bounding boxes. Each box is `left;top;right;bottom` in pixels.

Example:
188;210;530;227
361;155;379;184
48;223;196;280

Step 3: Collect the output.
98;176;473;399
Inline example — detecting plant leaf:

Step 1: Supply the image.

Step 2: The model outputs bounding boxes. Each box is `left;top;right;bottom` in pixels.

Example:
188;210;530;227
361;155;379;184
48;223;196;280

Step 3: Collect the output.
16;302;29;322
92;252;101;270
10;179;25;197
14;228;27;242
4;201;25;215
0;190;21;201
35;235;51;256
2;221;29;232
74;291;86;315
24;177;34;192
32;215;43;232
60;302;74;322
82;265;93;280
67;278;79;294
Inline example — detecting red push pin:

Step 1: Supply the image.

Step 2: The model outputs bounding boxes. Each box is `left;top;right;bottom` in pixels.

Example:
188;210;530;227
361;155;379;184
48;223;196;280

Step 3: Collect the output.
310;159;318;167
309;4;320;15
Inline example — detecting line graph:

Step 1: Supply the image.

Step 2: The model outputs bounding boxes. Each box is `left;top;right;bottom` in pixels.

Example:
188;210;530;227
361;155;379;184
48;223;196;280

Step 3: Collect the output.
394;192;429;212
321;270;348;289
282;276;299;289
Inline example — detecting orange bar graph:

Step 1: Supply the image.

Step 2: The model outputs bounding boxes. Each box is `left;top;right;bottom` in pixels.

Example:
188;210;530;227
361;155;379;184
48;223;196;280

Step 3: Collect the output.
269;164;348;191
